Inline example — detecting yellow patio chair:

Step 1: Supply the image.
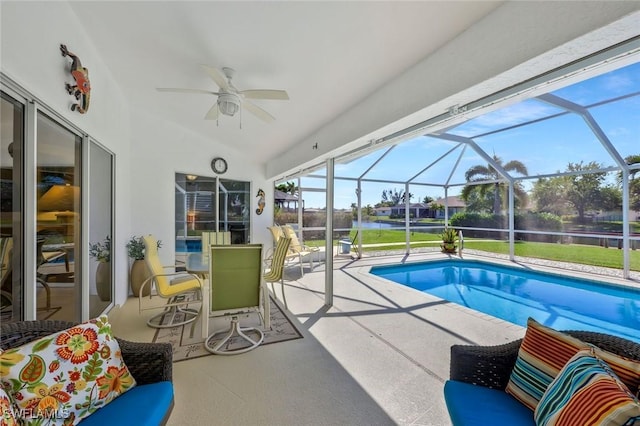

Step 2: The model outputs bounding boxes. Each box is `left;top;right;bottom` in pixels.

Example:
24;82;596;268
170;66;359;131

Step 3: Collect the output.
268;225;304;275
1;244;52;314
139;235;203;328
204;244;269;355
281;224;320;273
264;236;292;307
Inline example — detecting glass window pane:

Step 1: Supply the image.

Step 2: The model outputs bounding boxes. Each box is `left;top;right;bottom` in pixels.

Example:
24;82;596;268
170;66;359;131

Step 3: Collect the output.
1;92;24;323
175;173;217;255
89;142;113;317
36;112;82;321
219;179;250;244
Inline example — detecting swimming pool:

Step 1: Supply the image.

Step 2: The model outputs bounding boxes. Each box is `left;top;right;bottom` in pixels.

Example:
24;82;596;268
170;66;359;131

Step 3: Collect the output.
370;259;640;343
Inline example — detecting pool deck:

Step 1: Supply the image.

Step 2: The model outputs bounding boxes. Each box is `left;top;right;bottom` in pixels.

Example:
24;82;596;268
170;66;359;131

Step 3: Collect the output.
285;249;640;425
110;249;639;426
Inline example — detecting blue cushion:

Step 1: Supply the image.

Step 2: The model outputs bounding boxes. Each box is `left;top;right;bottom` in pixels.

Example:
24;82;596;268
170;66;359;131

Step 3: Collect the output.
81;381;174;426
444;380;535;426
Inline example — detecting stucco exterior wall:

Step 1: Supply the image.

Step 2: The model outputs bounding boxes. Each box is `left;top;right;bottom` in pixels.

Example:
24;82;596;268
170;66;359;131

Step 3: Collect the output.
0;1;274;308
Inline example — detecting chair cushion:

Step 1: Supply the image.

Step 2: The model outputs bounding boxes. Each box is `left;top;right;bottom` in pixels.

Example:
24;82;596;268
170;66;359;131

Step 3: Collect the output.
444;380;535;426
534;349;640;426
0;316;136;425
79;381;174;426
506;317;640;410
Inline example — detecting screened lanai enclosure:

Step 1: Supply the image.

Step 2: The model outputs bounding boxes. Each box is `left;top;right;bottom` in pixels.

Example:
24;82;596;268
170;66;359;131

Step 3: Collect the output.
275;41;640;280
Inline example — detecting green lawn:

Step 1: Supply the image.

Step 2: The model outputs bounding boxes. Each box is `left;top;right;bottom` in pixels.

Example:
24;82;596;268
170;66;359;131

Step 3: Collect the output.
463;240;640;271
316;229;640;271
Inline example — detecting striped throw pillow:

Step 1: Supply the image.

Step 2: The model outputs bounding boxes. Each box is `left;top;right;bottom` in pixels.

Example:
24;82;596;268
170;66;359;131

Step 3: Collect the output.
534;349;640;426
506;318;640;411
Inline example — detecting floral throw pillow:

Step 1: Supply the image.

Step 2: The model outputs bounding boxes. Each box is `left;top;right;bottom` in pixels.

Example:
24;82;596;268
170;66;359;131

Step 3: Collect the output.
0;316;136;425
0;384;18;426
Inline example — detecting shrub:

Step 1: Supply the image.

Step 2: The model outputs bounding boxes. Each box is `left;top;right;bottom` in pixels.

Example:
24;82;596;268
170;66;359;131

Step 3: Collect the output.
450;211;563;242
273;210;352;241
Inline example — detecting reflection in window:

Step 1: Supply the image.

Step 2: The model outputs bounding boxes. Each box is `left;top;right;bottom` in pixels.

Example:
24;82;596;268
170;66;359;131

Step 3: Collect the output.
36;112;82;321
1;93;24;322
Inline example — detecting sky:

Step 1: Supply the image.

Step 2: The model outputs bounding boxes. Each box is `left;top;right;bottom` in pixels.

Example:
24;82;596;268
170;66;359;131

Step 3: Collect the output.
294;59;640;210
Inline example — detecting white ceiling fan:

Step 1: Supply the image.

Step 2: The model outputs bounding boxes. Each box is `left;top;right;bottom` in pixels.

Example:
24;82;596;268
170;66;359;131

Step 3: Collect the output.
156;65;289;123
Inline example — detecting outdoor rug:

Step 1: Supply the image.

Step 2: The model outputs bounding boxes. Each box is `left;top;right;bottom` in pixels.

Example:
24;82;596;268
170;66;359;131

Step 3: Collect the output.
152;295;303;362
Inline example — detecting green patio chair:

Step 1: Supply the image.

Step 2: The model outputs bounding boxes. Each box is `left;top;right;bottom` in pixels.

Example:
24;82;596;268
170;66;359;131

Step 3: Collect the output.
204;244;270;355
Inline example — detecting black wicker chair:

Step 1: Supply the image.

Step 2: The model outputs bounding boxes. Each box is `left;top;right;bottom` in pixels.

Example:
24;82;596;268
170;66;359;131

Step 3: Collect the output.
450;330;640;389
446;330;640;425
0;320;174;425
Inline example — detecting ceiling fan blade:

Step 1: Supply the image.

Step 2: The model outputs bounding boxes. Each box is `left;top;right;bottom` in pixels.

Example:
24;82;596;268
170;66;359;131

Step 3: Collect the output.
156;88;219;95
204;103;220;120
242;100;275;123
240;89;289;100
200;65;230;91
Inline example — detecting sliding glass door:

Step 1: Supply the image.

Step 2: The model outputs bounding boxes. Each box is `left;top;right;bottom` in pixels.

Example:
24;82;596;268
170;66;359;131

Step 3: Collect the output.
36;112;82;321
88;142;113;317
1;77;115;323
0;92;24;322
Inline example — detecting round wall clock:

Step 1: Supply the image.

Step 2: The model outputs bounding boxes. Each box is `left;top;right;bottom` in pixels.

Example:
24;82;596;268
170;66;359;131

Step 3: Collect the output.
211;157;228;174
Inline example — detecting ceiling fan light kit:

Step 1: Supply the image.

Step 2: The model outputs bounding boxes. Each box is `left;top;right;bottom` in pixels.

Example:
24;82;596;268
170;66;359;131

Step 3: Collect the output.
156;65;288;127
218;93;240;117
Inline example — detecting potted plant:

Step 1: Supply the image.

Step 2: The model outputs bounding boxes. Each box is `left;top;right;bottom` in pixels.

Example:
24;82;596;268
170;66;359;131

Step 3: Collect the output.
440;228;458;254
89;236;111;301
126;236;161;297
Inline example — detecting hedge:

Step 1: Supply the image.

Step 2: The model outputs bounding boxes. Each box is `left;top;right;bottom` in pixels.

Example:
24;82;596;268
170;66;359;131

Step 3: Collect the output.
449;211;562;242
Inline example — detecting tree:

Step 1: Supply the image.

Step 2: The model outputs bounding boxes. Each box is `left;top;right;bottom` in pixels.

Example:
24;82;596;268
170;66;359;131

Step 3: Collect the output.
276;181;297;196
461;155;529;213
381;188;411;206
599;184;622;212
430;202;445;217
564;161;606;223
532;176;571;216
422;195;434;204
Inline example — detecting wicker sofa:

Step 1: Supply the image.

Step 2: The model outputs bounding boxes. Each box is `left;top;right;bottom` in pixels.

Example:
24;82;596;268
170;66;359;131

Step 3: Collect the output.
0;320;174;425
444;330;640;426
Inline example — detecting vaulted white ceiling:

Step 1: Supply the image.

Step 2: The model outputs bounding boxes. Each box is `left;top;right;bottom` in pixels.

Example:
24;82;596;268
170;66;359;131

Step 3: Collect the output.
67;1;503;168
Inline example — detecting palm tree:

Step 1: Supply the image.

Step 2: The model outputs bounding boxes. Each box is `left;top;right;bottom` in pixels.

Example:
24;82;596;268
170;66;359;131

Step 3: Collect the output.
461;155;529;213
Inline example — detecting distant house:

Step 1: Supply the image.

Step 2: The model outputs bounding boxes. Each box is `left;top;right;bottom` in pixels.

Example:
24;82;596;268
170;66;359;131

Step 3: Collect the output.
389;203;431;218
430;196;466;219
374;197;467;218
274;189;301;212
374;206;391;216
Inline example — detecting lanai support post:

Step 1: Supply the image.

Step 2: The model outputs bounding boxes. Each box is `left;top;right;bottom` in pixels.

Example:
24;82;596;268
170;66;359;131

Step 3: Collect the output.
405;182;411;254
325;158;334;306
356;179;363;257
622;170;630;279
509;181;515;261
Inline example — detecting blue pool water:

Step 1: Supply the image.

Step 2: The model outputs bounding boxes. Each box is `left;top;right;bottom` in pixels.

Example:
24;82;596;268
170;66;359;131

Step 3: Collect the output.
175;239;202;253
370;259;640;343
